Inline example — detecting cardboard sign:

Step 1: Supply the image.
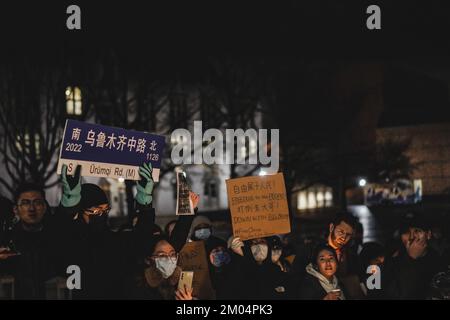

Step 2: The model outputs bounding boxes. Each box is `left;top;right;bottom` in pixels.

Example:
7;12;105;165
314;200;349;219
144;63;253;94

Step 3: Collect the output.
178;241;215;300
226;172;291;241
57;119;166;181
176;171;194;215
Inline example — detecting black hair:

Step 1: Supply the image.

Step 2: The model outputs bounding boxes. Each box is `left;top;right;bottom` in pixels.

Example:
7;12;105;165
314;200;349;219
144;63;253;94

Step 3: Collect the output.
311;243;338;267
80;183;109;209
14;183;46;204
398;214;431;234
331;213;359;230
359;242;385;268
267;236;283;249
143;234;175;258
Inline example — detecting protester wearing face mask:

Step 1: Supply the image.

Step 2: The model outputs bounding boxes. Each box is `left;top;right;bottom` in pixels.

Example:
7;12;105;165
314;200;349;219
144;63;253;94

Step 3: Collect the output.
122;171;198;299
131;235;193;300
298;244;346;300
207;245;232;299
225;236;288;299
57;163;197;299
189;215;216;242
187;214;228;299
188;215;226;260
56;164;120;299
269;236;291;273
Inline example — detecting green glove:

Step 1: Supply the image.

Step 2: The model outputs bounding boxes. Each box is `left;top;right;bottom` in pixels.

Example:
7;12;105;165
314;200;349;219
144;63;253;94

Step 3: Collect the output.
135;162;154;205
61;164;82;207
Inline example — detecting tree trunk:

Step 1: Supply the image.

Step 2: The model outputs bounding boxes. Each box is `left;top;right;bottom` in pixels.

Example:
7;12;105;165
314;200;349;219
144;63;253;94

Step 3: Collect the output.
125;180;135;225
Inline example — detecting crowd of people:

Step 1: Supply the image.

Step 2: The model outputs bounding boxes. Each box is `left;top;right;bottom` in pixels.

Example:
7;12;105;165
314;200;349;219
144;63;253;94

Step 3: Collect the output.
1;163;450;300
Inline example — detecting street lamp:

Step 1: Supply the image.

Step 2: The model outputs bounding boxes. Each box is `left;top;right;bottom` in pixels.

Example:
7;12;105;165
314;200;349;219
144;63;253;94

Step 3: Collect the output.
359;178;367;187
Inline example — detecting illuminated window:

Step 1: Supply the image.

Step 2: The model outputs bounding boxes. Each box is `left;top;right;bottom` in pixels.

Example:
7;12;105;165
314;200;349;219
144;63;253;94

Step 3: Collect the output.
15;133;40;158
297;187;334;210
66;86;82;115
325;190;333;207
316;191;324;207
308;192;317;209
204;181;218;199
297;192;307;210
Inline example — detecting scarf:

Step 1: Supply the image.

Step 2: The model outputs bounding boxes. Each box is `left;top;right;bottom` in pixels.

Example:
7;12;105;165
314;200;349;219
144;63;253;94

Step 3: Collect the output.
306;263;346;300
142;266;182;300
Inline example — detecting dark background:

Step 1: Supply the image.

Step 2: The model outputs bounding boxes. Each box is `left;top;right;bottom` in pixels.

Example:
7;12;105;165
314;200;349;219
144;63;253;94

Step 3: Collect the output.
1;0;449;56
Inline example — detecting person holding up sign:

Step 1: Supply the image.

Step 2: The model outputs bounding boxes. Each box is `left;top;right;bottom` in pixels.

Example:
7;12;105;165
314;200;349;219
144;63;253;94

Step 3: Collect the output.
223;235;289;299
57;164;119;299
126;191;200;300
57;162;165;299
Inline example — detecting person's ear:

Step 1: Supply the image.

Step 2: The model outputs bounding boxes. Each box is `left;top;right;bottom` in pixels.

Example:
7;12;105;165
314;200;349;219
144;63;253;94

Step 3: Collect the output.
426;230;432;240
13;205;18;215
329;223;334;234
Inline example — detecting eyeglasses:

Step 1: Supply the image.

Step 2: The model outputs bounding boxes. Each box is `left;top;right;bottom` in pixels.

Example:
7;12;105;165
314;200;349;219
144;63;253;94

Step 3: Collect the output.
18;199;46;210
84;206;111;216
151;252;178;260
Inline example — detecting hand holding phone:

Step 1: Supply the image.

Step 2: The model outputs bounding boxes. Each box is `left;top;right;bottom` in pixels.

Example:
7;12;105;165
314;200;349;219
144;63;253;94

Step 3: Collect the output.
0;246;20;260
178;271;194;292
176;271;194;300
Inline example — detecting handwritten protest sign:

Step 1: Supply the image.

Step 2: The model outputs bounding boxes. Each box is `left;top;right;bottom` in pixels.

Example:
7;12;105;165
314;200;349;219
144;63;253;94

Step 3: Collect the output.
178;241;215;300
176;171;194;215
226;172;291;241
57;119;166;181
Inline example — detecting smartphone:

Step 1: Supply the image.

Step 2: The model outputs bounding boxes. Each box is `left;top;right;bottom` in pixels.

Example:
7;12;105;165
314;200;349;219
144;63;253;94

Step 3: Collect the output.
178;271;194;292
6;241;21;255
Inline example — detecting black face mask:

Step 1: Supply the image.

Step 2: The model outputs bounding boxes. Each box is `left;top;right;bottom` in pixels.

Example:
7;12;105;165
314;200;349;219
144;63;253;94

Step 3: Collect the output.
88;215;108;232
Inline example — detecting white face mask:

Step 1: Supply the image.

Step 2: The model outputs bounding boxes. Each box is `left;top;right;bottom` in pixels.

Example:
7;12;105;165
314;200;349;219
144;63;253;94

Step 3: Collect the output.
251;244;268;262
154;257;178;279
271;249;282;263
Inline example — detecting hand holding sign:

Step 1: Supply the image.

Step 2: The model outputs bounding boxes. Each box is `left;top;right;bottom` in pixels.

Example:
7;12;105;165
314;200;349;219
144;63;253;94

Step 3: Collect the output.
60;164;82;207
136;162;154;206
228;236;244;256
57;120;166;182
189;191;200;210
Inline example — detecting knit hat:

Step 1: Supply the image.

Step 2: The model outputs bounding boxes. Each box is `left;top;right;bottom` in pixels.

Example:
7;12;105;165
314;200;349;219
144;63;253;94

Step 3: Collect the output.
80;183;109;209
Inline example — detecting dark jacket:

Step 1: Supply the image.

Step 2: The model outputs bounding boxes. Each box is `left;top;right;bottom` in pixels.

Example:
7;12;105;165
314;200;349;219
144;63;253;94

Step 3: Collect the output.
298;273;329;300
124;208;194;300
384;247;444;299
223;242;290;300
0;210;69;299
292;240;360;298
298;272;347;300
